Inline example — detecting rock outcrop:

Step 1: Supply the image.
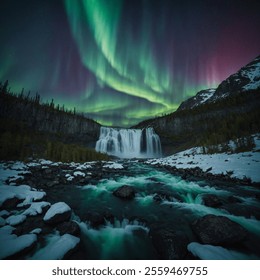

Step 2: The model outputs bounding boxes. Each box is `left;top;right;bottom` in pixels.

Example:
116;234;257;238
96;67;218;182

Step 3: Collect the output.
113;185;136;200
191;214;248;245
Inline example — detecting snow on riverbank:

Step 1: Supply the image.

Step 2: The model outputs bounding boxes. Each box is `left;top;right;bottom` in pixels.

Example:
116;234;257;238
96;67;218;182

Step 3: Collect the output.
147;135;260;183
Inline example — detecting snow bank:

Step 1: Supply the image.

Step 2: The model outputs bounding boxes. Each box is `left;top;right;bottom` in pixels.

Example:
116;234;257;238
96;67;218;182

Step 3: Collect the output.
187;242;257;260
31;233;80;260
147;135;260;182
43;202;71;222
0;225;37;259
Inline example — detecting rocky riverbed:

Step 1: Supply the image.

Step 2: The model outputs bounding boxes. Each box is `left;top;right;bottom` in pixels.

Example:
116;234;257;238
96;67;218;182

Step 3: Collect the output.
0;159;260;260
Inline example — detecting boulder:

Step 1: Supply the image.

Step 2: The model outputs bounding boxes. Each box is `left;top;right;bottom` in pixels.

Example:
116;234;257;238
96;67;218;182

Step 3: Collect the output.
113;185;135;200
149;228;189;259
85;212;105;227
191;214;247;245
56;221;80;236
153;192;174;203
46;180;60;188
43;202;71;225
0;226;38;260
203;194;222;208
228;196;242;203
1;197;21;210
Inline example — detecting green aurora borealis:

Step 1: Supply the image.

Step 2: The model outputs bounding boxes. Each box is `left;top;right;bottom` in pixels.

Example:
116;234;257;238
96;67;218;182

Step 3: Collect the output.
1;0;260;126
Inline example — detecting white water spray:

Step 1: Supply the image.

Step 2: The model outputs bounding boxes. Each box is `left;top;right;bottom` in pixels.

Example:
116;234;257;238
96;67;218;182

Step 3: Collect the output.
95;127;162;158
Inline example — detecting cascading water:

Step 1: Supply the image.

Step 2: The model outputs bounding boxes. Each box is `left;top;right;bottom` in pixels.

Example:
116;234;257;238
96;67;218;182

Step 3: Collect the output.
95;126;162;158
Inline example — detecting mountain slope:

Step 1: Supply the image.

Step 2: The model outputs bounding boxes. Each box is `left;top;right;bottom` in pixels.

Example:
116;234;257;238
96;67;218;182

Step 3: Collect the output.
178;55;260;111
135;55;260;155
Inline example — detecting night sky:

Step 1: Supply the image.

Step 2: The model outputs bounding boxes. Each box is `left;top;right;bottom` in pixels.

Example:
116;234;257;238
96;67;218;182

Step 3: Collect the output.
1;0;260;127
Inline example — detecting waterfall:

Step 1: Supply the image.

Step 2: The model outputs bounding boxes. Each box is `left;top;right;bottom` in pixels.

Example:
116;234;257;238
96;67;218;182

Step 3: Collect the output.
95;127;162;158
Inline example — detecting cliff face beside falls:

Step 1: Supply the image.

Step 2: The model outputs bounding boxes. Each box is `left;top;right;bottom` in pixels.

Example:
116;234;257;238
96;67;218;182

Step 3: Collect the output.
0;85;108;161
0;91;101;147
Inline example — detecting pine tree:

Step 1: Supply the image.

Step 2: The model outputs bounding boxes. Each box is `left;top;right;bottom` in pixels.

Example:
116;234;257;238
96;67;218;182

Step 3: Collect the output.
1;80;9;94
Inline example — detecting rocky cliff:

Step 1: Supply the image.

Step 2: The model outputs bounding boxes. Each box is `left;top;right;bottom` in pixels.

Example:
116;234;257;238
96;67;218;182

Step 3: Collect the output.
0;92;101;147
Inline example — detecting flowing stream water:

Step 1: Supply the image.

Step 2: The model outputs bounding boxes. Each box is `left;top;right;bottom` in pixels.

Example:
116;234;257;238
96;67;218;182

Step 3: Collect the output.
44;161;260;259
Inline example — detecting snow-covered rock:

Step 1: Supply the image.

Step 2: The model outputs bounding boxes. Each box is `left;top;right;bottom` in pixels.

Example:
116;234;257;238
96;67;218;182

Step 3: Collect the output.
187;242;257;260
22;201;51;216
0;185;46;208
31;233;80;260
0;217;6;226
6;214;27;226
103;162;124;169
73;171;85;177
30;228;42;235
43;202;71;224
0;225;37;259
0;210;9;217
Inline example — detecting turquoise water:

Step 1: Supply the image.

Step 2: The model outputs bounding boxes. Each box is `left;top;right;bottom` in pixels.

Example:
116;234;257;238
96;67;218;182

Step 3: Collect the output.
38;161;260;259
47;162;260;259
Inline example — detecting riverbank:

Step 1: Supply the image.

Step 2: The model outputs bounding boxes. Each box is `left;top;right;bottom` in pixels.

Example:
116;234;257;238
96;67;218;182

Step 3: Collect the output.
0;159;260;260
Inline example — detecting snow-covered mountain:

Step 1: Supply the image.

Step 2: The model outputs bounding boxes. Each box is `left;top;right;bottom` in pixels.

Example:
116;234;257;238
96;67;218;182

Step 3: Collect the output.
135;55;260;154
178;55;260;111
178;88;216;111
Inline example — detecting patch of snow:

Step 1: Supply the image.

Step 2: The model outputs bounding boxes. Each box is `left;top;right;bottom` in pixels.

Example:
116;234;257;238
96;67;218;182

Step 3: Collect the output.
0;210;9;217
0;164;25;184
6;214;26;226
66;176;74;181
187;242;258;260
43;202;71;222
241;61;260;91
76;163;92;170
10;162;27;171
41;166;49;169
243;80;260;91
69;162;78;168
26;162;41;167
39;159;53;165
73;171;85;177
8;175;24;183
103;162;124;169
147;135;260;182
30;228;42;234
31;233;79;260
22;201;50;216
0;184;46;207
0;225;37;259
197;90;215;105
0;217;6;226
